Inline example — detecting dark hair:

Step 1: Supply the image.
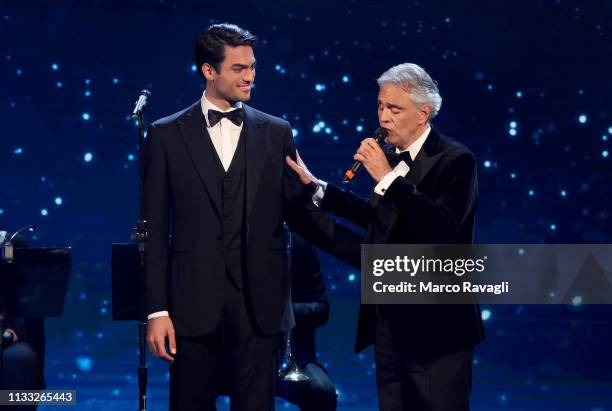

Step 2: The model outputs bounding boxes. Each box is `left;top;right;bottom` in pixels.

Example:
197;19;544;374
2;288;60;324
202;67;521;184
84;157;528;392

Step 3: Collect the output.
194;23;257;78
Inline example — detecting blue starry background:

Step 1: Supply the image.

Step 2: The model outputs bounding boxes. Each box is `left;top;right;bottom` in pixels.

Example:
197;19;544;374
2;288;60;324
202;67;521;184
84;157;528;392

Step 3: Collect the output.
1;1;612;410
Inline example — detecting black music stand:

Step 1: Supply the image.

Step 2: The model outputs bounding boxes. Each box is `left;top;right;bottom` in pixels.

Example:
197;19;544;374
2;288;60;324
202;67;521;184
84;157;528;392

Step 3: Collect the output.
0;247;72;387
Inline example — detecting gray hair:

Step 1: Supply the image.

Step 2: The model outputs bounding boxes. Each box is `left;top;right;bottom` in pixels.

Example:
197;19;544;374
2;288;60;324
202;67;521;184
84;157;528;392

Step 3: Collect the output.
377;63;442;119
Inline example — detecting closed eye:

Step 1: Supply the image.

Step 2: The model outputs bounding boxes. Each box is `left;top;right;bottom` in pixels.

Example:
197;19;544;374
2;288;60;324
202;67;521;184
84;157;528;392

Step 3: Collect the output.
231;63;257;73
378;101;402;114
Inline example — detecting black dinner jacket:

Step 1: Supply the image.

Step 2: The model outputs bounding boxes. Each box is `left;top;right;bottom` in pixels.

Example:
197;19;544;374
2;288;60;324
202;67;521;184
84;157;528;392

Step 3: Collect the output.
143;101;359;337
321;125;485;359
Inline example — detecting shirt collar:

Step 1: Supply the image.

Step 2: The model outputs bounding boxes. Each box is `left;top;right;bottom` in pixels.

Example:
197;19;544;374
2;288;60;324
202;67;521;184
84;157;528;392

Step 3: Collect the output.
201;90;243;127
396;123;431;162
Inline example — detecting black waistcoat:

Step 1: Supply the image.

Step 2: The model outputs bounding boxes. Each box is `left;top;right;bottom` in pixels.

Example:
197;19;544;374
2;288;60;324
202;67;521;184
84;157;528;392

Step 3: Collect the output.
208;127;247;290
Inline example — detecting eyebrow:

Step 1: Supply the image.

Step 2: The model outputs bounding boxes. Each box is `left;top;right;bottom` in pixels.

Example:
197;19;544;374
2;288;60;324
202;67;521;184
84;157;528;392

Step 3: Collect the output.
378;100;403;109
231;61;257;69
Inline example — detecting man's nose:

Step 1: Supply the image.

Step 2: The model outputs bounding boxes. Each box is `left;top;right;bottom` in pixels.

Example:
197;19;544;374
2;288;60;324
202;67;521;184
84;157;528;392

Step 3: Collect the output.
379;109;391;123
243;69;255;83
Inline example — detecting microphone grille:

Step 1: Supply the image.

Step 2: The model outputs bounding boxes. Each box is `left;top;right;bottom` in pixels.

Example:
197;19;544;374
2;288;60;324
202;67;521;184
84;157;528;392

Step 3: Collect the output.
373;127;388;141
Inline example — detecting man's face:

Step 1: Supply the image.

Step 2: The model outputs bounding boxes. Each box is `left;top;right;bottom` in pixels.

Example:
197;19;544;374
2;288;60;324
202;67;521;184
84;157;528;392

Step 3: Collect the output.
203;45;256;103
377;83;430;149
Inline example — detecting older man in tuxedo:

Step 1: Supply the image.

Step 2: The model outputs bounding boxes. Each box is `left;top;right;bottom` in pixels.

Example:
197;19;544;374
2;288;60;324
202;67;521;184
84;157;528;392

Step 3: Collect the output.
287;63;485;411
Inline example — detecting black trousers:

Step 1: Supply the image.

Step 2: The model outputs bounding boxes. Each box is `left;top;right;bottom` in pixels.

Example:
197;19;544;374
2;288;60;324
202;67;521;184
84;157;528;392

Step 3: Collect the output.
375;316;473;411
169;275;281;411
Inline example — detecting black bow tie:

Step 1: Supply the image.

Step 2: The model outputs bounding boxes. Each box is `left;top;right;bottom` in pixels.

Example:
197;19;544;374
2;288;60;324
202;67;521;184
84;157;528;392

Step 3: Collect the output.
385;148;414;168
207;108;244;127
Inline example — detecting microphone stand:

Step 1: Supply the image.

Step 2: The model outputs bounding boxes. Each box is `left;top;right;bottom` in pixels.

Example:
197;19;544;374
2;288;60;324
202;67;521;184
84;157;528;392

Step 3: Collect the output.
131;101;149;411
1;225;35;263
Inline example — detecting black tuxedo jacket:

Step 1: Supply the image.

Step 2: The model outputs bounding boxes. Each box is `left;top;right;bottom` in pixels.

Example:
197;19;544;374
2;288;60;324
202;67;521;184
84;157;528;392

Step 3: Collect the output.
143;101;358;337
321;125;485;359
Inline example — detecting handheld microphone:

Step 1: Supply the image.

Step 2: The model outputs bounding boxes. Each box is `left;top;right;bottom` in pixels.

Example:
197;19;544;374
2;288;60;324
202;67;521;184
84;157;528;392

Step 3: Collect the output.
131;89;151;119
341;127;388;184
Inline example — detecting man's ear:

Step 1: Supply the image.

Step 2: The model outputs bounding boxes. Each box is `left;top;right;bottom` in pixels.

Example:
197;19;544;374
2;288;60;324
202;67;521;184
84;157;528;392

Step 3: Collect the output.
201;63;216;82
419;105;431;124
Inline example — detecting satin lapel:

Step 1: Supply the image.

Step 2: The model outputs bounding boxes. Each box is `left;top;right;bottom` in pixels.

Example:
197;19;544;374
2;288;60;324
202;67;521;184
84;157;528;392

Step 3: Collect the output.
177;101;222;216
405;125;444;186
244;105;269;221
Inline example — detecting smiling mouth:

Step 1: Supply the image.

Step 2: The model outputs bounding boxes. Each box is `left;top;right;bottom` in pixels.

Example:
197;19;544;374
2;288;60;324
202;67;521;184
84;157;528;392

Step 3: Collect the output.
238;85;251;91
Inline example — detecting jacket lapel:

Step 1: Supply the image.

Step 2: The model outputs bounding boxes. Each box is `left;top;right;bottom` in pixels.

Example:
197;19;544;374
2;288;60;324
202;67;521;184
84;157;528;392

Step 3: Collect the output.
243;104;269;221
405;125;444;186
177;101;222;216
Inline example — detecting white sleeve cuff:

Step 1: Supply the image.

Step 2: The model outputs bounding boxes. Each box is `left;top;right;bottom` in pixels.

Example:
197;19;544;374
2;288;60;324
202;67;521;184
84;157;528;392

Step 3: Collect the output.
374;161;410;196
312;180;328;207
148;311;169;320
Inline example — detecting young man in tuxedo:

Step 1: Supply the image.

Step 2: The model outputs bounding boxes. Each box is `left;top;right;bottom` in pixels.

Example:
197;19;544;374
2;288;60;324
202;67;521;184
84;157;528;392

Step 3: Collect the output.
287;63;485;411
143;24;358;410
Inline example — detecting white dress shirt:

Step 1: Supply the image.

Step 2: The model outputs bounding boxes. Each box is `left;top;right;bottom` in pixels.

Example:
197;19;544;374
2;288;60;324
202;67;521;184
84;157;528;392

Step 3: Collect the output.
148;91;243;320
201;90;244;171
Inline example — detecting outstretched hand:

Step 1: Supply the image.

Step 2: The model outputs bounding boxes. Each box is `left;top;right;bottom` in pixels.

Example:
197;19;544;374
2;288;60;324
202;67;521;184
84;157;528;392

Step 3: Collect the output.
285;150;319;186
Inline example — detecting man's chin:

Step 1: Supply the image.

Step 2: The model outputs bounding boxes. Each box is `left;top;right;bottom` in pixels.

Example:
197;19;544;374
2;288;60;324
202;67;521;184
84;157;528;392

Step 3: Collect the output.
385;136;400;146
235;93;251;102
